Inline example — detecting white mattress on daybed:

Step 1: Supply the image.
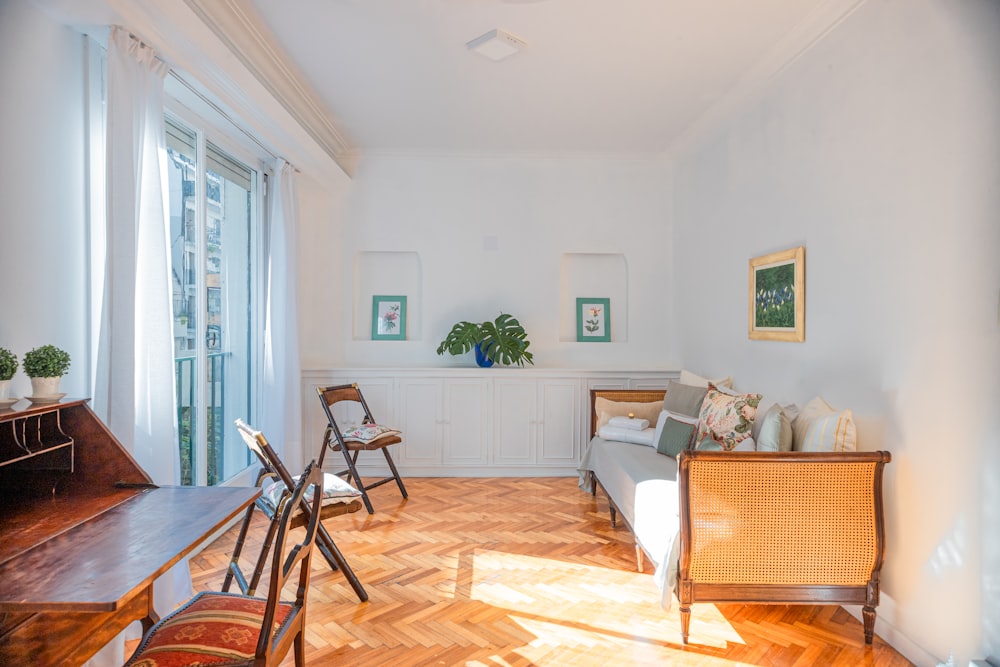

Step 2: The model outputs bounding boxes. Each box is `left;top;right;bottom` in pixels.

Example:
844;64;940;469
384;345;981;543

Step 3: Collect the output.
578;436;682;609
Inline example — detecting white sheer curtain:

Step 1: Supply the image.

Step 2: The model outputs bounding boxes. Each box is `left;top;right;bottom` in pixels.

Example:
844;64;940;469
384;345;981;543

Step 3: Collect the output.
87;27;189;667
260;159;303;469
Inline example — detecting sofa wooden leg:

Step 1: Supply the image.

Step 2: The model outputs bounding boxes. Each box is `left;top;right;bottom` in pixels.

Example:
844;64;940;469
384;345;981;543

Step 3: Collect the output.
609;505;617;527
634;543;644;572
862;606;875;645
679;605;691;645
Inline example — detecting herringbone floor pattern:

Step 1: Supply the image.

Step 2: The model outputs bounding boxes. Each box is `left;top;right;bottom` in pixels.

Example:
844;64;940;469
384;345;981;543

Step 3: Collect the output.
187;477;914;666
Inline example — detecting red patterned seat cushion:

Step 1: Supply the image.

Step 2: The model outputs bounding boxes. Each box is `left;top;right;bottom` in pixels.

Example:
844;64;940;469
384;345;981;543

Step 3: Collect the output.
124;592;294;667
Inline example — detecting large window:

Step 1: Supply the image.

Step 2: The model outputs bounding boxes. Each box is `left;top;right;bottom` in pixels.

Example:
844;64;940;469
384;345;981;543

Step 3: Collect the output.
165;115;262;485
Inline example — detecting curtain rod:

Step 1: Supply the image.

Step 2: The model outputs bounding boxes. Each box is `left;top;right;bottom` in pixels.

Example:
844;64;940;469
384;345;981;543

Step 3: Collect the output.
167;70;295;171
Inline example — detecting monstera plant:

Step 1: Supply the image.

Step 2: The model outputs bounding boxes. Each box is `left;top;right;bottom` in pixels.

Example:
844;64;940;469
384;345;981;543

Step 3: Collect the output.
436;312;534;367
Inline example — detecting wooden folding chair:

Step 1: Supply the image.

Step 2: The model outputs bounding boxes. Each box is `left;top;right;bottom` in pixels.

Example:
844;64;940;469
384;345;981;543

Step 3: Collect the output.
317;383;407;514
223;419;368;602
125;461;323;666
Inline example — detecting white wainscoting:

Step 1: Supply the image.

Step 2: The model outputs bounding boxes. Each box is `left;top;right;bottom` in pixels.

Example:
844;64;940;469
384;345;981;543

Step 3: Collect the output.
302;368;676;477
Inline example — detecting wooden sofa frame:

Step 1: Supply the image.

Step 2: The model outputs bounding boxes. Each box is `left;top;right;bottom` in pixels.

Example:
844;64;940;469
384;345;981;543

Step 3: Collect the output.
586;389;891;646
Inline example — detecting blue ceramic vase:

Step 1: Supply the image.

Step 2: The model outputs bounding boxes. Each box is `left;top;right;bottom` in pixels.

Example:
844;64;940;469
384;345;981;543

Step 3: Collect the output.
474;342;494;368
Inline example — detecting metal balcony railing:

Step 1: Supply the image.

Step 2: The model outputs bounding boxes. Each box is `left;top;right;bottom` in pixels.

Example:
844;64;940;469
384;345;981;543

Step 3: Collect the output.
175;353;227;486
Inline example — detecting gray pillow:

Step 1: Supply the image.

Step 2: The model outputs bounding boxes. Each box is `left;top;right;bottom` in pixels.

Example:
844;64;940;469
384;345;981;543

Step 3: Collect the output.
655;417;696;458
663;380;708;418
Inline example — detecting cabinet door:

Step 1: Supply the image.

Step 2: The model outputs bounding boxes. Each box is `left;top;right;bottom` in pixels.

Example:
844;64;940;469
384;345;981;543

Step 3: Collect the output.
493;380;536;464
396;379;442;465
537;380;580;464
442;380;489;465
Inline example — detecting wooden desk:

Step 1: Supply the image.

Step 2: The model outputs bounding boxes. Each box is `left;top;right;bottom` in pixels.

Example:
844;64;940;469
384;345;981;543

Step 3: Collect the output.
0;399;259;666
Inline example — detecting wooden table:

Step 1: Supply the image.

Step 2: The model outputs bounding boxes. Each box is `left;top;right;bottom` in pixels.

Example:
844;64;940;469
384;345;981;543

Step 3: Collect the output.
0;399;259;666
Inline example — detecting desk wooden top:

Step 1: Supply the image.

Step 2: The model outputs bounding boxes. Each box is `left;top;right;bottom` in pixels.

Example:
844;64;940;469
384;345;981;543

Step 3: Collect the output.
0;485;259;613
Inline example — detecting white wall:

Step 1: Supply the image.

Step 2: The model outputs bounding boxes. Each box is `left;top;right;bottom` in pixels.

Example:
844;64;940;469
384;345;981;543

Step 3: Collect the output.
299;154;677;371
0;1;89;398
671;0;1000;664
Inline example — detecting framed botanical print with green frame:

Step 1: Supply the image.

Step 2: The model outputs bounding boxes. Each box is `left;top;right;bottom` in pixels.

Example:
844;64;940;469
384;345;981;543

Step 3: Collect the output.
576;297;611;342
371;295;407;340
748;246;804;342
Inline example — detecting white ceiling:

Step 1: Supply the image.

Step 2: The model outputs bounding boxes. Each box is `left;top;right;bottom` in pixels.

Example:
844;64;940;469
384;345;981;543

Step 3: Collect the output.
242;0;853;158
31;0;866;168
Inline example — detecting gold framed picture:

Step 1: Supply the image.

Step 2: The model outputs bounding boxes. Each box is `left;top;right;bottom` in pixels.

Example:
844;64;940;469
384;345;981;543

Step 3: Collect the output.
748;246;805;342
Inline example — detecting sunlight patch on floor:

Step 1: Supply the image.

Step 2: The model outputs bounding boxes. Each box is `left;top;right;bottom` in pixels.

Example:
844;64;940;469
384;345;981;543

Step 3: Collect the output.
468;549;744;652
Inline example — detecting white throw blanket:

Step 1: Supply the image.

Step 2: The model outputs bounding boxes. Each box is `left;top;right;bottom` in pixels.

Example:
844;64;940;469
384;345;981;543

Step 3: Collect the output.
597;425;656;447
607;415;649;430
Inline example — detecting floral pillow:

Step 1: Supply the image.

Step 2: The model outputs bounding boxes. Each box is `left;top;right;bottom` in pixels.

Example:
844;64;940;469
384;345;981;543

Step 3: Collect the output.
695;385;762;450
338;423;401;443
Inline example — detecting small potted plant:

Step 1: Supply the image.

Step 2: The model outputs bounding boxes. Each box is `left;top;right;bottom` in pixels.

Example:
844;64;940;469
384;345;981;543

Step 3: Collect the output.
436;312;534;367
22;344;71;398
0;347;17;401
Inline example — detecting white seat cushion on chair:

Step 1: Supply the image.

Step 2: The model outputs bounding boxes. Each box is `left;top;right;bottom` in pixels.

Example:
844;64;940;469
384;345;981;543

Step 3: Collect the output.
262;472;362;510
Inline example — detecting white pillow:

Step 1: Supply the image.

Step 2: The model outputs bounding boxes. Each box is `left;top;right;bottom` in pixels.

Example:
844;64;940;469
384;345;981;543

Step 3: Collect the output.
679;369;734;389
261;472;362;510
597;425;657;447
594;397;664;432
792;397;857;452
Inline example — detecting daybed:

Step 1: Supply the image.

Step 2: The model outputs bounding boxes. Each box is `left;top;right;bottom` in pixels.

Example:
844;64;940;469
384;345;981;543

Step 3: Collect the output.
578;388;891;645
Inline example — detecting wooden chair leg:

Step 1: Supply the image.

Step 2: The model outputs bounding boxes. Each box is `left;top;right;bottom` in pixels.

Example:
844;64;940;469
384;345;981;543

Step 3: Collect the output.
680;605;691;645
245;514;282;596
315;523;368;602
221;503;256;593
294;630;306;666
341;445;374;514
381;447;408;499
863;606;876;645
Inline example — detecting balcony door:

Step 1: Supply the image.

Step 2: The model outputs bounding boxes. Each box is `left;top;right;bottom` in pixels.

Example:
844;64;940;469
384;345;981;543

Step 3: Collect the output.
165;116;261;485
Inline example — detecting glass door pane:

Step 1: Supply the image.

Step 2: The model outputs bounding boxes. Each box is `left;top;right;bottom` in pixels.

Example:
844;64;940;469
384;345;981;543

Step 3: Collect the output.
166;117;256;485
166;120;199;485
205;142;253;484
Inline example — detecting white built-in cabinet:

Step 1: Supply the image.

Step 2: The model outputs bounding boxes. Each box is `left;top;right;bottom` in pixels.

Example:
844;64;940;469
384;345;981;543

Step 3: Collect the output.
493;378;580;466
302;368;674;477
396;378;489;466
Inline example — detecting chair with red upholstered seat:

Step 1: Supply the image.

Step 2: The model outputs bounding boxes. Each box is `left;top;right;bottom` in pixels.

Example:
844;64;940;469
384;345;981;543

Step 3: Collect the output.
123;461;323;667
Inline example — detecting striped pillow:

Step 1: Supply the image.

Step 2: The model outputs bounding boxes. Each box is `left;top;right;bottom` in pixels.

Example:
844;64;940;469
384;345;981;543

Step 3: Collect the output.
792;397;857;452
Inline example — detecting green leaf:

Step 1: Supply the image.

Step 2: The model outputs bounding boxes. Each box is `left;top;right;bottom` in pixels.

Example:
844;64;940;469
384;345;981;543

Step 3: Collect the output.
436;312;534;366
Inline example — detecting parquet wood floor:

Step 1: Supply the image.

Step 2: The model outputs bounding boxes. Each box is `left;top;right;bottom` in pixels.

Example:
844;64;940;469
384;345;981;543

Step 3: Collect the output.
186;477;914;666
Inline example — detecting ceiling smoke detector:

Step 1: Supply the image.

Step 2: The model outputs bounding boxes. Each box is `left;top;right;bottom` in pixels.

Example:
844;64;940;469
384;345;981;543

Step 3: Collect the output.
466;29;526;62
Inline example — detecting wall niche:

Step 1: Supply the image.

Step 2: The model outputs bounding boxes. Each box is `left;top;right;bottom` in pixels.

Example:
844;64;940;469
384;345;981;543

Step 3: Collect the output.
353;251;422;341
559;253;628;343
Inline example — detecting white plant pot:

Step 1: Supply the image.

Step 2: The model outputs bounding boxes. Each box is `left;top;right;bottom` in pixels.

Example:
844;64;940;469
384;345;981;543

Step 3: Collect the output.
30;376;61;397
0;379;10;400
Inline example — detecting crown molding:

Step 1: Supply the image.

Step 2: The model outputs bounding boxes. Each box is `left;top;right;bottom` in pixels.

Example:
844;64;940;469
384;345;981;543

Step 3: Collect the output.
182;0;356;176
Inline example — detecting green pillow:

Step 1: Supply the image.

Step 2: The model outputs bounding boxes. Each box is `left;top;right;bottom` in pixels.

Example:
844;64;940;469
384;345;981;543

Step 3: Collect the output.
695;437;725;451
656;417;696;457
